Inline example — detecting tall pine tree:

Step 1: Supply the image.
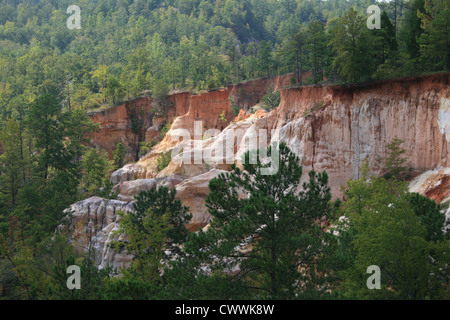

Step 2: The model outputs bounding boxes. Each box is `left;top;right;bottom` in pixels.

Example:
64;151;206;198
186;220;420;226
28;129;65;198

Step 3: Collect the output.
175;143;334;299
330;8;376;83
418;0;450;71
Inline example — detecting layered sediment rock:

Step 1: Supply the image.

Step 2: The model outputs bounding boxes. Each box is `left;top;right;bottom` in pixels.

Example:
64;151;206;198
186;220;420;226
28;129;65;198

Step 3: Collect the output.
87;74;295;162
130;73;449;198
65;196;134;269
264;74;449;196
68;73;449;268
65;169;228;268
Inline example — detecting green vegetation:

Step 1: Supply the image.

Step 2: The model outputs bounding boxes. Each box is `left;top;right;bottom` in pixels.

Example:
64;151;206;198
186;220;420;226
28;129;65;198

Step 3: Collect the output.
79;147;115;198
376;137;411;180
0;93;110;299
329;7;376;83
0;0;448;121
138;141;155;158
156;151;172;172
171;143;335;299
218;110;227;122
229;96;241;116
112;141;127;170
231;104;240;117
1;138;448;300
0;0;448;301
335;160;448;299
260;88;281;111
159;121;171;140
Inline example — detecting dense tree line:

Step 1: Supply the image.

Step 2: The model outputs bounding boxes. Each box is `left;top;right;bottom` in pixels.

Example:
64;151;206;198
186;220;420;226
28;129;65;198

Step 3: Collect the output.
0;93;119;298
1;139;448;299
0;0;448;117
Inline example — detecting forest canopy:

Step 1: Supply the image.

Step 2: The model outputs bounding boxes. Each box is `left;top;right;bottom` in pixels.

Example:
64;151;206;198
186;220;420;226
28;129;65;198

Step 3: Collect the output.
0;0;448;116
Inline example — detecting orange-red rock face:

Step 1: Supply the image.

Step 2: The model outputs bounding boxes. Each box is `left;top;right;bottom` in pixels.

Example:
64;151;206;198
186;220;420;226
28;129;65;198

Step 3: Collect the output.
88;96;155;162
88;73;449;198
262;73;449;197
167;91;191;120
86;73;295;154
88;89;234;162
87;74;296;162
69;73;449;268
228;73;296;110
171;89;233;135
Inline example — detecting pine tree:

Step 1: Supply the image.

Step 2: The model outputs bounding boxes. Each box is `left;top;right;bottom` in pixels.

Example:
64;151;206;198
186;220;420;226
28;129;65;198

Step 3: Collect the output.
373;11;399;78
257;40;273;79
179;143;334;299
400;0;426;71
110;186;192;271
26;94;64;181
79;147;114;197
380;137;410;180
19;95;98;239
279;26;305;84
329;8;376;83
113;142;127;169
406;192;448;242
131;186;192;255
305;21;327;83
338;162;449;299
418;0;450;71
0;118;28;210
112;208;170;284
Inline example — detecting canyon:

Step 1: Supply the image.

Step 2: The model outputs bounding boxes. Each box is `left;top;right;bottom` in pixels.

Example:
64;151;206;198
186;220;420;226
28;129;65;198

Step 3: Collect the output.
66;73;450;269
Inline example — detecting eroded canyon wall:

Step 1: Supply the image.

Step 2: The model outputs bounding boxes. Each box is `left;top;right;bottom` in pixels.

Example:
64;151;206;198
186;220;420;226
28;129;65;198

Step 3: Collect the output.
129;73;449;197
263;73;449;196
70;73;449;269
87;73;295;162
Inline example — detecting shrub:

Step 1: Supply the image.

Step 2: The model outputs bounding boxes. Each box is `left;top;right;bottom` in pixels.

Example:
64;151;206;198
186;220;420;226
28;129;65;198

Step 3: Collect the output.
113;142;127;169
231;104;240;116
156;151;171;172
159;121;171;139
260;90;281;111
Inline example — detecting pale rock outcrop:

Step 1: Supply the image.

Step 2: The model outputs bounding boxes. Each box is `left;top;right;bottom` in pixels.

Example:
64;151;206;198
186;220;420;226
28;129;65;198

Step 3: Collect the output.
110;163;137;184
438;97;450;143
409;168;450;204
65;169;228;268
64;196;134;270
116;176;183;201
174;168;229;231
130;106;269;181
409;168;450;233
